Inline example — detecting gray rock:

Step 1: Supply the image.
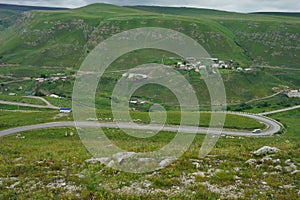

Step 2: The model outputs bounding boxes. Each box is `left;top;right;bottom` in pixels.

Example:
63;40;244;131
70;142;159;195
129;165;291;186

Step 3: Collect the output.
192;171;205;177
158;157;177;168
252;146;280;156
192;162;200;169
291;170;300;175
137;158;154;163
263;172;269;176
285;159;292;165
14;157;23;162
85;157;110;164
290;164;297;171
15;164;25;167
274;165;283;171
261;156;273;162
284;166;293;172
112;152;136;164
272;159;281;164
281;184;296;189
107;160;115;168
245;159;257;165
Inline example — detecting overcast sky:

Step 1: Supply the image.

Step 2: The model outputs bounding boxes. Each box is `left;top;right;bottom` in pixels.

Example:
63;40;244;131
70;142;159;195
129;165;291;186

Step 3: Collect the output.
0;0;299;13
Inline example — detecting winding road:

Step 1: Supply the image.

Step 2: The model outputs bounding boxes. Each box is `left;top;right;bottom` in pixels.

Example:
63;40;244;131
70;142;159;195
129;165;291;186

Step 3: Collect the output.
259;105;300;116
0;96;59;110
0;112;282;138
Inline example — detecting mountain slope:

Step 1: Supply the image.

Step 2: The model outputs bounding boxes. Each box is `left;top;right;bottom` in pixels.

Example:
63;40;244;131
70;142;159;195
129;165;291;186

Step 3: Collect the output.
131;6;300;68
0;3;250;67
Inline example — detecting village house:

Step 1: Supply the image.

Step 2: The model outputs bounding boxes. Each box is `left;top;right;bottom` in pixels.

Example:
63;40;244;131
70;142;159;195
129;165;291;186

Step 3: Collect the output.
60;108;72;113
287;89;300;98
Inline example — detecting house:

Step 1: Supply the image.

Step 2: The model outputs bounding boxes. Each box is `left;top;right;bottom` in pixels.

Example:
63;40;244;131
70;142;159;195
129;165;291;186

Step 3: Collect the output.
237;67;243;71
198;65;207;70
9;93;17;96
287;89;300;98
60;108;72;113
49;94;61;99
245;68;255;72
24;90;33;95
129;100;138;104
35;78;45;83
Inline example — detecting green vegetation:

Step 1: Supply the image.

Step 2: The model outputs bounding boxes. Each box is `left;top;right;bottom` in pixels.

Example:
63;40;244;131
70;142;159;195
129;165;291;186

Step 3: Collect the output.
0;110;70;130
0;109;298;199
0;94;46;105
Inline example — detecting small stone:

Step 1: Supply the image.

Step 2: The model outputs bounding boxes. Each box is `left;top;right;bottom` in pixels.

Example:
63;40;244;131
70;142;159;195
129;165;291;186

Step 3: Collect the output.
285;159;292;165
233;167;241;172
15;164;25;167
272;159;281;164
284;166;293;172
291;170;300;175
112;152;136;164
14;157;23;162
262;181;267;185
282;184;295;189
263;172;269;176
107;160;115;168
85;157;110;164
192;162;200;169
274;165;282;171
245;159;257;166
158;157;177;168
192;171;205;177
290;164;297;171
261;156;273;163
252;146;280;156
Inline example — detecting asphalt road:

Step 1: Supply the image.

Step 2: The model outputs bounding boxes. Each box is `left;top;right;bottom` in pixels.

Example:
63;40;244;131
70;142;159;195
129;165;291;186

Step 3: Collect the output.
259;105;300;115
0;113;282;138
0;100;59;110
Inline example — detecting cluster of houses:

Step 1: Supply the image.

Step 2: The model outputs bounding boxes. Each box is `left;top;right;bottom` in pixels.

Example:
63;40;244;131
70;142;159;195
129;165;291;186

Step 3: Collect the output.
122;73;148;80
175;57;255;73
286;89;300;98
35;73;69;83
129;99;146;105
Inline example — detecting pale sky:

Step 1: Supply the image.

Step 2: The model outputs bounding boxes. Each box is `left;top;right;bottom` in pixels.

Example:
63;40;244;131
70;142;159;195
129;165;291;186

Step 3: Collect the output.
0;0;299;13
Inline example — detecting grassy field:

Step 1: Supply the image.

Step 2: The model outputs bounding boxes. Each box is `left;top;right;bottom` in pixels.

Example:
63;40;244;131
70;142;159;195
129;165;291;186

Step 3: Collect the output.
0;94;46;105
0;110;71;130
1;4;299;68
0;109;298;199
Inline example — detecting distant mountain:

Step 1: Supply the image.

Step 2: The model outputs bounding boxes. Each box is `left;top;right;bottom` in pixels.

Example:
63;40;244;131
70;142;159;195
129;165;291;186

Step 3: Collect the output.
0;4;68;11
0;3;299;68
251;12;300;18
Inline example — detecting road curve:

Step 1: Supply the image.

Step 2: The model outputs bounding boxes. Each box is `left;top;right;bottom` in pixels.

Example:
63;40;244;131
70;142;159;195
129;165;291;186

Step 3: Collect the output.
259;105;300;115
0;100;59;110
0;113;282;138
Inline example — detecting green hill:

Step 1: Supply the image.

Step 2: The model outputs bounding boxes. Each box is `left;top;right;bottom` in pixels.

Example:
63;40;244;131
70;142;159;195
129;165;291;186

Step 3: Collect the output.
131;6;300;68
0;3;299;108
0;4;252;67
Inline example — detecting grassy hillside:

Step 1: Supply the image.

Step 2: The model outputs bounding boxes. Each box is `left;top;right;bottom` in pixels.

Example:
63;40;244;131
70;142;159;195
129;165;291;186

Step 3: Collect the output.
0;9;21;31
0;3;250;67
0;4;299;108
132;6;300;68
1;4;299;68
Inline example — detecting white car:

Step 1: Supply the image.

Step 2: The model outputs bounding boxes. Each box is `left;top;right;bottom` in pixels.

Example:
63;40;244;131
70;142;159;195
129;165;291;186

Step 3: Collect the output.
252;129;262;134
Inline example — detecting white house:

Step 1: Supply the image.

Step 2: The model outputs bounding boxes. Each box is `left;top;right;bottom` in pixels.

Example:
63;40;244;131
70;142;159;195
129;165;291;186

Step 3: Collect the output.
60;108;72;113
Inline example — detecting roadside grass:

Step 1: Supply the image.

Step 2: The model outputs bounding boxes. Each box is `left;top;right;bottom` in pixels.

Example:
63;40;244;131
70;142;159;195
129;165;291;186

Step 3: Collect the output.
0;94;46;105
0;103;52;111
0;110;71;130
96;110;265;130
0;108;299;199
232;94;300;114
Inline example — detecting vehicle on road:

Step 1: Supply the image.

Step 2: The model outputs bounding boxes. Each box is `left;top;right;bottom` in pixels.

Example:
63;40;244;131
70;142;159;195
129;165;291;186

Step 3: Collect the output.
252;129;262;134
